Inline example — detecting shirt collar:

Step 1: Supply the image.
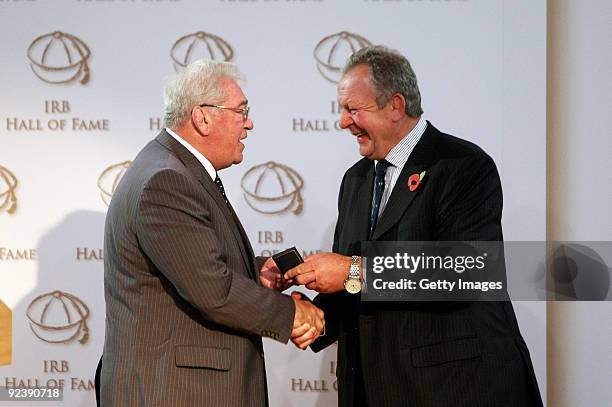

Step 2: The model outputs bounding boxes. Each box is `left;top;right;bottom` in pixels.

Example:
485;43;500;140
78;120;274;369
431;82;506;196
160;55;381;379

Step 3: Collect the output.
165;128;217;181
382;116;427;169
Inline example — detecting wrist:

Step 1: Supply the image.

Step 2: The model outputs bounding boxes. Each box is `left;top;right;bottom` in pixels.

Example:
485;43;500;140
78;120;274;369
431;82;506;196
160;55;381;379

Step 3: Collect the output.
346;256;362;280
344;256;363;294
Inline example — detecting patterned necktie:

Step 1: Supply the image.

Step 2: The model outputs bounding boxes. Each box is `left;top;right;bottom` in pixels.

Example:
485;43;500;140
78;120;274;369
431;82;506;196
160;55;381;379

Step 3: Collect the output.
369;159;391;239
214;175;230;205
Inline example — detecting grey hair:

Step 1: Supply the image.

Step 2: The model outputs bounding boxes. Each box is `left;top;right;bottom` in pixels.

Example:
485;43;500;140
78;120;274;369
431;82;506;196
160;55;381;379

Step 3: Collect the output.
343;45;424;117
163;59;245;129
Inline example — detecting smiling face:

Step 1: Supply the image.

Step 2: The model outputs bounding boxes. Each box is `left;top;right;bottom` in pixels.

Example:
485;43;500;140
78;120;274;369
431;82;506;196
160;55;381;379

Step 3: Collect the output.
208;78;254;169
337;64;397;160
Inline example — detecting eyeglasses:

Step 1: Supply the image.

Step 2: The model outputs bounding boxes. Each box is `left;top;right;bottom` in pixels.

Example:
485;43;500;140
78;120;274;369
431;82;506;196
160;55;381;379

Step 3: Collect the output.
199;103;250;121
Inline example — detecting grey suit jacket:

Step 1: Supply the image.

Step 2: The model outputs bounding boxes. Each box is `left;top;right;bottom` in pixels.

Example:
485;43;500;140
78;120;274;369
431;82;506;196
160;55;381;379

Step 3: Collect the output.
101;130;295;407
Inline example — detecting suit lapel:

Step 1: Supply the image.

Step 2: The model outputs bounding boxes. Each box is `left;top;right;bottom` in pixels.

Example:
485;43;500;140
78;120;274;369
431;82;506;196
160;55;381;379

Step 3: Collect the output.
155;131;258;281
372;122;437;240
355;161;375;243
224;203;259;280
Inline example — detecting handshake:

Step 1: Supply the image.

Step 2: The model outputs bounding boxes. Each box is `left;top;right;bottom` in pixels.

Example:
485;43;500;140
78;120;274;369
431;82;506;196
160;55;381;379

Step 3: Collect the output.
290;291;325;350
259;252;354;349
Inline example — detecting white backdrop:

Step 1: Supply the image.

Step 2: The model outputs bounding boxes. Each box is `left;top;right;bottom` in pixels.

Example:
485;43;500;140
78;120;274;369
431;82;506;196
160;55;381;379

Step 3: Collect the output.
0;0;546;405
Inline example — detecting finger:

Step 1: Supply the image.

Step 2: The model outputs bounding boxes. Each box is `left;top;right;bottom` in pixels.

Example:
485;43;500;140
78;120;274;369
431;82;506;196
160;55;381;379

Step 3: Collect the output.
284;266;303;279
266;266;281;275
290;291;304;300
285;263;315;279
263;257;278;268
261;263;280;277
293;335;312;348
293;313;310;328
293;327;317;348
265;279;277;290
291;337;312;350
299;330;320;349
305;282;318;291
291;323;311;338
315;318;325;333
299;340;313;350
294;272;316;286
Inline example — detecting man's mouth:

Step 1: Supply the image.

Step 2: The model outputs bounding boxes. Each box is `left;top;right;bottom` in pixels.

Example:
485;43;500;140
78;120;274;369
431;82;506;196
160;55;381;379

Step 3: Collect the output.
354;130;369;143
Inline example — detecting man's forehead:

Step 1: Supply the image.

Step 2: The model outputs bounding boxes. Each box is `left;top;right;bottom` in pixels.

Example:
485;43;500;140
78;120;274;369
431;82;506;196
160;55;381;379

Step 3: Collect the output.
337;68;376;102
220;78;247;104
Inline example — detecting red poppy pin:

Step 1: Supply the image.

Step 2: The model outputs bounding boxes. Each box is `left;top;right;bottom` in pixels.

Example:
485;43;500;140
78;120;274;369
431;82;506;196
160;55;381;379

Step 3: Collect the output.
408;171;426;192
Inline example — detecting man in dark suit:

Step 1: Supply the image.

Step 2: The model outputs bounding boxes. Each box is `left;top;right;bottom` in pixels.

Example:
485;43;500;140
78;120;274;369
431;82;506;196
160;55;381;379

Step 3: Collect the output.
286;46;543;406
99;60;324;406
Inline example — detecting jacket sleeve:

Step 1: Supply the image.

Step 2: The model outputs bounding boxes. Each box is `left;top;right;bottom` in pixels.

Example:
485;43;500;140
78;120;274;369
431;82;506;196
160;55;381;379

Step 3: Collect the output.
135;169;295;343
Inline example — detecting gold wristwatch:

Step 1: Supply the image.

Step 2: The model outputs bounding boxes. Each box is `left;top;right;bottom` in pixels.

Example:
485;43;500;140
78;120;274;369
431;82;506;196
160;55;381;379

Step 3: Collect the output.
344;256;362;294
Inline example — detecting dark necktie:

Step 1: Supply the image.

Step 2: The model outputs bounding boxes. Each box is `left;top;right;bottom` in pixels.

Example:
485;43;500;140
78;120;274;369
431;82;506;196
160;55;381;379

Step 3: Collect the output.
214;175;230;205
369;159;391;239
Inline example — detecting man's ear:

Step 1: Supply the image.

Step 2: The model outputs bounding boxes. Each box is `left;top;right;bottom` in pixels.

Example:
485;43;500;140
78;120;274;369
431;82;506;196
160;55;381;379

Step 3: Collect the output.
191;106;212;136
390;93;407;122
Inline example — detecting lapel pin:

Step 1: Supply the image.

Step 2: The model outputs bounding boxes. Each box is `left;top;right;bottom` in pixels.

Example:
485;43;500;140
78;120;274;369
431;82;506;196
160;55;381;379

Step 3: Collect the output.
408;171;426;192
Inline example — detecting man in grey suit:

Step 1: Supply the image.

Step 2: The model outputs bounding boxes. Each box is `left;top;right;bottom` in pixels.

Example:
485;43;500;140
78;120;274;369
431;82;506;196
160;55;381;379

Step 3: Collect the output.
100;60;324;406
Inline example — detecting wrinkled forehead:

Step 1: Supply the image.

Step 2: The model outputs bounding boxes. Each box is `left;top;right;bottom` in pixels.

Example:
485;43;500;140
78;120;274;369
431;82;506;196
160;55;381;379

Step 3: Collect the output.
337;66;378;104
220;77;248;105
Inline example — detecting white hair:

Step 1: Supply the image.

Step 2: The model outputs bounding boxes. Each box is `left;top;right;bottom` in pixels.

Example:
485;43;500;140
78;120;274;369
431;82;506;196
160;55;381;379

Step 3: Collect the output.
163;59;245;129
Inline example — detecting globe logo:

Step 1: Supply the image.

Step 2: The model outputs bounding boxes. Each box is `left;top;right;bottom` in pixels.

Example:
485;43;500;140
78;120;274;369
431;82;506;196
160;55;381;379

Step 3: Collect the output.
0;165;18;215
314;31;372;83
170;31;234;71
241;162;304;215
98;161;131;206
26;291;90;345
0;300;11;366
27;31;91;85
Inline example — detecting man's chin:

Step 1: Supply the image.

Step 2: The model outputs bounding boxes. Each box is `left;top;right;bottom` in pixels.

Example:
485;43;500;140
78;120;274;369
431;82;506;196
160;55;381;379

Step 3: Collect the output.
359;145;375;159
233;153;244;165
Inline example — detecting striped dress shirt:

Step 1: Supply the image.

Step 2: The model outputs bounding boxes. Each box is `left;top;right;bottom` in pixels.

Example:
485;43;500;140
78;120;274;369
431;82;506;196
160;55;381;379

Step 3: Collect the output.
376;116;427;216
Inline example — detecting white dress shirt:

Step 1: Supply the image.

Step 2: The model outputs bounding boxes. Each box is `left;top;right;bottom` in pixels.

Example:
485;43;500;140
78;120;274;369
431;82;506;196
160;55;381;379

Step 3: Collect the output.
165;128;217;181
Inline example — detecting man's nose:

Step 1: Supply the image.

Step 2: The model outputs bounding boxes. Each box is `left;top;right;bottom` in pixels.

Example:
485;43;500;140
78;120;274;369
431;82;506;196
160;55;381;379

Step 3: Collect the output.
338;110;352;129
244;117;254;130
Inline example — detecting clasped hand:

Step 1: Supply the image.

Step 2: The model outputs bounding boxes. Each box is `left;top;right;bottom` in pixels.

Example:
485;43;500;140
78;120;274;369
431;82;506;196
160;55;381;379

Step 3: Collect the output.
259;257;324;349
290;292;325;350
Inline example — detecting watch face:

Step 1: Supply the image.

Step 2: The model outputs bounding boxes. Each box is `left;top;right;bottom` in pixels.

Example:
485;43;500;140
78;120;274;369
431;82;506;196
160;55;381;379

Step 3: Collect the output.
345;279;362;294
